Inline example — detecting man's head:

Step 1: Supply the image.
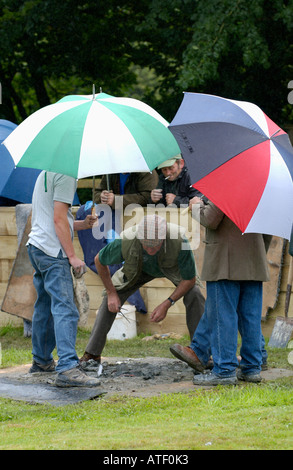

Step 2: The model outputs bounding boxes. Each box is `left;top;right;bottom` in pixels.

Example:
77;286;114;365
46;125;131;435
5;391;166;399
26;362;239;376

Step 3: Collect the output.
157;154;184;181
137;214;167;255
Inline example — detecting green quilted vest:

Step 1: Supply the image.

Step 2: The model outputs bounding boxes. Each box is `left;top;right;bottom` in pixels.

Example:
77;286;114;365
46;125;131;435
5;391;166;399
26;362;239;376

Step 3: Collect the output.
110;223;191;291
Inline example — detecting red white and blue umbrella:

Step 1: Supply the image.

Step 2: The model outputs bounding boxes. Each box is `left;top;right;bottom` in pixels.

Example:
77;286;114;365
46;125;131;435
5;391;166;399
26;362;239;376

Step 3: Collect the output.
169;92;293;240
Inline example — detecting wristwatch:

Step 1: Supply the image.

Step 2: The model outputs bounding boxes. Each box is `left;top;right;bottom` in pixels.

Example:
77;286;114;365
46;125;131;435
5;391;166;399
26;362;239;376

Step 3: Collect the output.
167;297;175;306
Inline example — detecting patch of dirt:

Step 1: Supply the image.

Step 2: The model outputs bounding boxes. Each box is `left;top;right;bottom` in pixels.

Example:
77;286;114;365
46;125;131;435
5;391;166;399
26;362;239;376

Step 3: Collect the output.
95;357;195;397
0;357;293;400
0;357;195;398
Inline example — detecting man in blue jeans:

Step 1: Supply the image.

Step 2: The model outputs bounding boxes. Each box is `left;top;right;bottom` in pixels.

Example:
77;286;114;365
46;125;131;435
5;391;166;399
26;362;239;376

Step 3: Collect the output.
27;171;100;387
170;198;271;385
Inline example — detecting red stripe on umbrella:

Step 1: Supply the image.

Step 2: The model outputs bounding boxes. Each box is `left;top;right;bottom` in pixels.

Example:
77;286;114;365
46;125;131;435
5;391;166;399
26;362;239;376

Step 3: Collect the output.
193;140;271;233
265;113;286;138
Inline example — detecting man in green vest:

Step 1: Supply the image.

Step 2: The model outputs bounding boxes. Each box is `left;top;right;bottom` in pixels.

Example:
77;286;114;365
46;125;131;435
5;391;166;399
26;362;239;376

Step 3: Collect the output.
80;214;205;369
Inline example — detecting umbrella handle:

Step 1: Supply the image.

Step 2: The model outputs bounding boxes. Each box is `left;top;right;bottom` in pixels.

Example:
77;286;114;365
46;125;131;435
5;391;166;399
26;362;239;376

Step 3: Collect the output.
285;255;293;318
106;174;110;191
92;175;96;207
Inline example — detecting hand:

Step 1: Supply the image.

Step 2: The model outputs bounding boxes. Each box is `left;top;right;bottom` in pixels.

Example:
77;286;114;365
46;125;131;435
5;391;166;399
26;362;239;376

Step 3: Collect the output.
101;190;114;206
151;189;163;202
150;301;169;323
69;255;86;274
165;193;176;205
107;291;121;313
83;214;98;229
189;196;202;210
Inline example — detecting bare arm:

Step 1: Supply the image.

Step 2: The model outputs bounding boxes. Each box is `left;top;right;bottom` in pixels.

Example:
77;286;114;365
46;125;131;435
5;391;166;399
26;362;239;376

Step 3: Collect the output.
54;201;85;272
73;214;98;231
95;253;121;313
150;277;196;323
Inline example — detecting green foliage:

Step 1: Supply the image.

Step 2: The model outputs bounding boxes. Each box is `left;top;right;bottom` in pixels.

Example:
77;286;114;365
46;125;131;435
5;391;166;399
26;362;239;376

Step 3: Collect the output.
137;0;293;123
177;0;293;123
1;0;293;124
0;0;148;120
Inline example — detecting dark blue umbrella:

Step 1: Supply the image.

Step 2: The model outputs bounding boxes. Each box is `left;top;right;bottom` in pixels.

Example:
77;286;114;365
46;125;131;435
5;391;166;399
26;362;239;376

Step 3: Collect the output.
0;119;79;205
0;119;41;205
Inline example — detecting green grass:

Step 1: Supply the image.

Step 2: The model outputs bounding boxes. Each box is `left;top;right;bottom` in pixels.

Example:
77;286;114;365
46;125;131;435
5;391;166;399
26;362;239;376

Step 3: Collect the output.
0;325;292;450
0;325;181;367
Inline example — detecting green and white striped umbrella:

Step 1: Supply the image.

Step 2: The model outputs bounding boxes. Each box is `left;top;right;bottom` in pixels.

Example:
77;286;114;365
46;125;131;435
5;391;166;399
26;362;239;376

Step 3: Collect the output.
3;92;180;179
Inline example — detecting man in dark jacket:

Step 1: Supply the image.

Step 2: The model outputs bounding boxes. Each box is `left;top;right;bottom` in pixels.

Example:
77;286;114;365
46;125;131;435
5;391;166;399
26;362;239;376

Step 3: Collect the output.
150;154;201;206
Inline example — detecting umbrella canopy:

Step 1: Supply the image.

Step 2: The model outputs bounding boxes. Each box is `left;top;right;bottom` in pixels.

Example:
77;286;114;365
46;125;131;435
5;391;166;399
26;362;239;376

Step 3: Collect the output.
3;92;180;179
0;119;41;204
169;92;293;240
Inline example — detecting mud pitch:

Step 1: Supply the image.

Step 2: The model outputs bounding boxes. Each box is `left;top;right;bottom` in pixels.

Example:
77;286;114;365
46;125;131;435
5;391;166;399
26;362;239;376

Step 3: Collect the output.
0;357;292;406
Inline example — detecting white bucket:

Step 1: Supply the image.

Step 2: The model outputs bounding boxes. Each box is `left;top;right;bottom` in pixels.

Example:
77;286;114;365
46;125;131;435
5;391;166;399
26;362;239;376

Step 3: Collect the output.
107;304;137;340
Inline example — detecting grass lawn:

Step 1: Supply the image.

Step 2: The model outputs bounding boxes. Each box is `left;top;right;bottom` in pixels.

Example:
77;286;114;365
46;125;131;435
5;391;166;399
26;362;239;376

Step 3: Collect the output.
0;325;292;451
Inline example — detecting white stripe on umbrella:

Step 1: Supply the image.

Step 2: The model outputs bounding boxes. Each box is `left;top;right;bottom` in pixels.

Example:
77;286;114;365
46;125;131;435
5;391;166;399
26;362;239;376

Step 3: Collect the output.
245;141;293;238
229;99;270;137
3;92;181;179
99;96;169;125
78;102;150;178
4;100;86;164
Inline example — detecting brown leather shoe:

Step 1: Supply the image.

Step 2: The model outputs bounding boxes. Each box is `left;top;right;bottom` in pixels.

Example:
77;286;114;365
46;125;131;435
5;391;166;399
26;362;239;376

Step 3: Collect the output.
170;344;208;373
79;352;101;371
79;352;101;363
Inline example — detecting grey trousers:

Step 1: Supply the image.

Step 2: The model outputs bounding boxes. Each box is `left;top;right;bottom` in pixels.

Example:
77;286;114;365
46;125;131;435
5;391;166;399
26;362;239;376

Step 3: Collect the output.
85;274;205;357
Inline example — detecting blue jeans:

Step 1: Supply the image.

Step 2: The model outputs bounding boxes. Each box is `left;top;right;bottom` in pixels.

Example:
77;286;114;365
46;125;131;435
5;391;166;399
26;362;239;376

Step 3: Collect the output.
191;280;263;377
27;244;80;373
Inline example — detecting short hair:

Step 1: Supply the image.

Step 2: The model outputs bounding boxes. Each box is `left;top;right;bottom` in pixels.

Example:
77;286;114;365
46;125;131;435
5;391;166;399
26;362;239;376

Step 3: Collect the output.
137;214;167;247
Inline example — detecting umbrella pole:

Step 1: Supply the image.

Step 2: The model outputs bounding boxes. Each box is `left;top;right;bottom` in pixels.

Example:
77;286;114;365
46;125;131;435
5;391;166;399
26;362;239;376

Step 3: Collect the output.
92;176;96;216
106;175;110;191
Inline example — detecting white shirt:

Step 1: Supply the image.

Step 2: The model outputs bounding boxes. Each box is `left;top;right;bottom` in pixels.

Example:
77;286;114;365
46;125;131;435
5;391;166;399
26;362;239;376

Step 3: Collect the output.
28;171;77;257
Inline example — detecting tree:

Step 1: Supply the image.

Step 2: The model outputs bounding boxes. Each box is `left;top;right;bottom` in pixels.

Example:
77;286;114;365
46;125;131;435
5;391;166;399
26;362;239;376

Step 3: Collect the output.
1;0;293;126
0;0;148;122
134;0;293;124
